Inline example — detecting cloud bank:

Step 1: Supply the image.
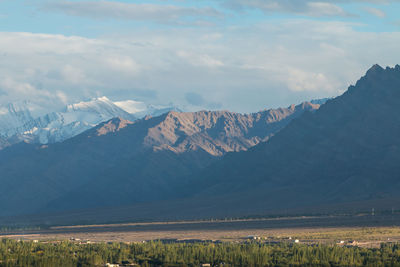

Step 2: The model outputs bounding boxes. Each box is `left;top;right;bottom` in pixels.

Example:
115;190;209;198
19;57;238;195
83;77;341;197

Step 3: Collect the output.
1;18;400;112
1;0;400;112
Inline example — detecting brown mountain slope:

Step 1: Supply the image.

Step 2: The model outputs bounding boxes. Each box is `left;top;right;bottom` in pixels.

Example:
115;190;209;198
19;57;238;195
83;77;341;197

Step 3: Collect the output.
94;102;319;155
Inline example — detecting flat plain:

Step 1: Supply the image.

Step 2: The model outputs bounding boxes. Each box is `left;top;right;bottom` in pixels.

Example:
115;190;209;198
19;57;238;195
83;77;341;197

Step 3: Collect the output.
2;214;400;247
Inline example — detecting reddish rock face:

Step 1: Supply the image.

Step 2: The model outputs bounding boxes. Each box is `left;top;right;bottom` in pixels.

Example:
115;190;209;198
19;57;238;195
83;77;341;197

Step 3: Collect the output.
91;102;319;156
122;102;318;156
96;118;134;136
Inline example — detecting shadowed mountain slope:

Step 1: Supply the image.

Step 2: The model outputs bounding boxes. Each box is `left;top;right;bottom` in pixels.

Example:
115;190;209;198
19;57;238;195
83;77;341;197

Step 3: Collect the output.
0;102;318;216
180;64;400;215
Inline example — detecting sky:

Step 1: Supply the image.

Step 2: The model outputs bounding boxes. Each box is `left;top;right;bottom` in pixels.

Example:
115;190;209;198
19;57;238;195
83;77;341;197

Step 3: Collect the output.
1;0;400;113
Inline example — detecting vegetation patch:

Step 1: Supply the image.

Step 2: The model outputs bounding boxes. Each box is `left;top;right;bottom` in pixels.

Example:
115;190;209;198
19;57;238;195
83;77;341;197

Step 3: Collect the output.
2;239;400;266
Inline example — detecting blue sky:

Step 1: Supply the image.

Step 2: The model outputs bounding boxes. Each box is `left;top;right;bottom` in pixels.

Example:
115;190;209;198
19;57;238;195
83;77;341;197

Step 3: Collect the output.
2;1;399;35
1;0;400;112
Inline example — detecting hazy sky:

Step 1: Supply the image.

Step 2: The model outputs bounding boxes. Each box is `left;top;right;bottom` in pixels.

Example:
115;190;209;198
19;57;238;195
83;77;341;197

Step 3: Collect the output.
1;0;400;112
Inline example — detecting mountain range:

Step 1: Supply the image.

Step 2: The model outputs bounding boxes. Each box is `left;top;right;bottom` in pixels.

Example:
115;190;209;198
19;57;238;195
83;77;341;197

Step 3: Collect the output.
0;100;320;217
0;97;179;149
1;64;399;225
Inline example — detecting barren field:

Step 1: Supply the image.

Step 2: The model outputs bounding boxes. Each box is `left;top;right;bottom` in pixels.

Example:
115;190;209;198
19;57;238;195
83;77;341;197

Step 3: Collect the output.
2;214;400;247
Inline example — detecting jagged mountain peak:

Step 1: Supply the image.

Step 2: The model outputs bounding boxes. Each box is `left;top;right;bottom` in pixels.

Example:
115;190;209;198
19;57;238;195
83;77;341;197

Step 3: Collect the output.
367;63;384;74
286;101;319;112
75;101;321;157
0;100;47;118
357;64;400;86
142;103;321;156
94;117;134;136
0;101;36;139
5;100;30;113
299;101;320;110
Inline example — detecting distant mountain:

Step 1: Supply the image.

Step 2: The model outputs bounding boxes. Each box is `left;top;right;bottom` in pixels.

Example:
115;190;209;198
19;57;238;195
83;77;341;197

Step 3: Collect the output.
0;101;44;142
0;97;180;149
0;97;136;147
0;101;320;216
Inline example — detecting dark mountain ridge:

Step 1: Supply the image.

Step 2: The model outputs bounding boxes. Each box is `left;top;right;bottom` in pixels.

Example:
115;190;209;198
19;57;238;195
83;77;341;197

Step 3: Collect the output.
182;64;400;213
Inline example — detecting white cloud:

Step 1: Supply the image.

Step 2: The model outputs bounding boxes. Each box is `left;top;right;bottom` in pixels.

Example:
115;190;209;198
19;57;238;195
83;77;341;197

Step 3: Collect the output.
0;107;8;116
306;2;350;17
222;0;400;17
177;51;224;67
364;6;386;17
223;0;353;17
1;19;400;113
286;69;337;92
42;1;223;24
61;65;86;84
105;56;141;74
56;91;69;104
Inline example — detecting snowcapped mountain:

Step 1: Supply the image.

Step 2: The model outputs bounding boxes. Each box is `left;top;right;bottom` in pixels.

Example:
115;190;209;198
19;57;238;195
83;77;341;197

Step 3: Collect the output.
0;97;180;149
114;100;182;118
0;102;34;138
0;101;48;138
26;97;137;144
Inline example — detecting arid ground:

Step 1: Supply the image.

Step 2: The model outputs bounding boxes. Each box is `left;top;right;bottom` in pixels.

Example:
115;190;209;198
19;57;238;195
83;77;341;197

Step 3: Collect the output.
2;214;400;248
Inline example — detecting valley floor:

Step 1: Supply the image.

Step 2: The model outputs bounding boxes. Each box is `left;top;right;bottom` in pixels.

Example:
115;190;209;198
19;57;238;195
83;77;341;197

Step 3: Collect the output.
2;214;400;247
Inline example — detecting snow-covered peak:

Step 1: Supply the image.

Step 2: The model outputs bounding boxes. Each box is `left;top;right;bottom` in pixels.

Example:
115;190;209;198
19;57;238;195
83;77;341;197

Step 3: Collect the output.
66;96;111;110
4;101;30;114
0;97;136;147
114;100;147;114
0;96;181;149
62;96;135;125
1;100;49;118
114;99;181;118
67;96;123;114
0;101;36;138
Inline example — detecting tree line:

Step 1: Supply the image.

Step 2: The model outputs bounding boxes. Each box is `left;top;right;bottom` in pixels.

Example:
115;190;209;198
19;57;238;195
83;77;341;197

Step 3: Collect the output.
1;238;400;266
